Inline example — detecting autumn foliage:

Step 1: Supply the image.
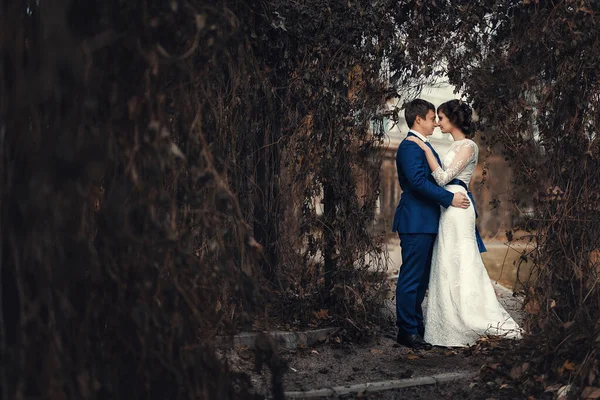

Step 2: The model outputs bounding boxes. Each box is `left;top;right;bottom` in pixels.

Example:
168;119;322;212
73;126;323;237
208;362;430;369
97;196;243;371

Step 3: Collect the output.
2;0;600;398
0;0;433;398
420;1;600;397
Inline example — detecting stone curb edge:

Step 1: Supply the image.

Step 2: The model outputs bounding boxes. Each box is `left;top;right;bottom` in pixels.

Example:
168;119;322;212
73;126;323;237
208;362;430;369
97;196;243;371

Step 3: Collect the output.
218;328;338;350
282;371;477;398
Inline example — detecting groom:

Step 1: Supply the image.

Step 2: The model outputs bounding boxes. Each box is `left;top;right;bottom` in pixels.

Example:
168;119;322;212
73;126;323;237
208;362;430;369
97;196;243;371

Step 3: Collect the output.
392;99;470;350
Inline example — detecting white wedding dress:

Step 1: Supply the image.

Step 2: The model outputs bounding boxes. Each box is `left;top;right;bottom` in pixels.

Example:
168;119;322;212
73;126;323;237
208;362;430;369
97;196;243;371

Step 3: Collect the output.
423;139;522;347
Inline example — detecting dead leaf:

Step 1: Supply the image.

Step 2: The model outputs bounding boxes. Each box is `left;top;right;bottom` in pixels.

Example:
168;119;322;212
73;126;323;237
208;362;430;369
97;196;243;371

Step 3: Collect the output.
407;354;420;360
559;360;576;376
247;236;264;253
313;309;329;320
545;383;562;392
525;298;540;315
576;7;594;15
557;384;571;399
370;348;383;355
169;142;185;159
582;386;600;399
510;365;523;380
563;321;575;329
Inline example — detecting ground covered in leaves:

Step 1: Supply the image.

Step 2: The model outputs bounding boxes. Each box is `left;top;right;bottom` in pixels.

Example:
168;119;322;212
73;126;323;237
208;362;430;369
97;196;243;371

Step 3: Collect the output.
228;333;573;399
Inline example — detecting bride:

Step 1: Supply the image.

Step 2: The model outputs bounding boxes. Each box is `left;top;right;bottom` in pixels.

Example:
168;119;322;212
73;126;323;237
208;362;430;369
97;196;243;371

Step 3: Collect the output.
406;100;522;347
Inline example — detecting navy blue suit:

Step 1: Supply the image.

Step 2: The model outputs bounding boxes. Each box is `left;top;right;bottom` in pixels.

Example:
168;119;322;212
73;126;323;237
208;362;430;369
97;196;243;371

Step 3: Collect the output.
392;132;454;335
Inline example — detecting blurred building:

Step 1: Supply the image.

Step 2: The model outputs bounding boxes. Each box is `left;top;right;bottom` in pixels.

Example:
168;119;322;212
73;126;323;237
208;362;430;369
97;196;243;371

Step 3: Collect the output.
377;80;515;238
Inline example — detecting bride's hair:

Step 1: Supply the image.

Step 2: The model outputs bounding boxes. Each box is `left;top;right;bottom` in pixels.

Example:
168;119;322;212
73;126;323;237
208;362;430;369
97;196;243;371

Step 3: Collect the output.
437;100;476;137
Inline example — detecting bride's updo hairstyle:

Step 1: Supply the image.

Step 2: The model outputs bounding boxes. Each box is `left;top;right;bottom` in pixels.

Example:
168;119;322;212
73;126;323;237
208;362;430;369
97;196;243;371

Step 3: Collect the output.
437;100;475;138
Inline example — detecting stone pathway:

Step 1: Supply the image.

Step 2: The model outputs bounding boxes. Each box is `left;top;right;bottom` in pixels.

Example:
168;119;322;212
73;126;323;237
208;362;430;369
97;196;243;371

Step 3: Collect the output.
226;283;524;399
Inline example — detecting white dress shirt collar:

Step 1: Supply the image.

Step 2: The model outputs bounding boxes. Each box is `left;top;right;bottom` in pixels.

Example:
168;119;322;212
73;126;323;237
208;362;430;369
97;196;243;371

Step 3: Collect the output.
408;129;430;143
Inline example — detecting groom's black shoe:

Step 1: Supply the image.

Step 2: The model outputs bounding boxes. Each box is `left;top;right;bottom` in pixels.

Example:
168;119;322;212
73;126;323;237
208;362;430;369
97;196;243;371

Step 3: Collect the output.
396;332;432;350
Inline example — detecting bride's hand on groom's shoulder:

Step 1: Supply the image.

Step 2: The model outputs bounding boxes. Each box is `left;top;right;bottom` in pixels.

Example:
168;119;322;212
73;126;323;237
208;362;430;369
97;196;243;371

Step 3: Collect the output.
406;136;429;152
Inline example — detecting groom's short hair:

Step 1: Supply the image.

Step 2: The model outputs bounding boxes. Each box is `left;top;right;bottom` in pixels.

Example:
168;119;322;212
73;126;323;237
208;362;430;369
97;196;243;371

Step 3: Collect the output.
405;99;435;128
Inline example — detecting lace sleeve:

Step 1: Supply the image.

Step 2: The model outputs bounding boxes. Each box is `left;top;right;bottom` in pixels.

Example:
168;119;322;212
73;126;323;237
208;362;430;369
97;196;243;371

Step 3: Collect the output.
431;141;476;186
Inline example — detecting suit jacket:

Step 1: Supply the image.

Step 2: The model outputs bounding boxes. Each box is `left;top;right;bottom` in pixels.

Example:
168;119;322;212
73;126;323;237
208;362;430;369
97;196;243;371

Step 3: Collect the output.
392;132;454;234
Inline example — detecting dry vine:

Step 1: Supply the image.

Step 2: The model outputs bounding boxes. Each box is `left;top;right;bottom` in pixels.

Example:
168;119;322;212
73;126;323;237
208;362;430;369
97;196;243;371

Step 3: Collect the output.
1;0;438;398
417;1;600;397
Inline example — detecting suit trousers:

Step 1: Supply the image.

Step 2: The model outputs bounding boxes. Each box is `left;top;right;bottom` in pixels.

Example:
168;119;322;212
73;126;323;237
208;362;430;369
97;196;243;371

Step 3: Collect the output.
395;233;437;335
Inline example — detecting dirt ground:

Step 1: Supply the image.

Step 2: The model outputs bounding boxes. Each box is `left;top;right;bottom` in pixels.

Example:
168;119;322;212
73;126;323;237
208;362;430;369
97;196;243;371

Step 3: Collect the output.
225;238;535;398
228;332;549;399
240;333;478;392
226;282;529;399
286;281;523;393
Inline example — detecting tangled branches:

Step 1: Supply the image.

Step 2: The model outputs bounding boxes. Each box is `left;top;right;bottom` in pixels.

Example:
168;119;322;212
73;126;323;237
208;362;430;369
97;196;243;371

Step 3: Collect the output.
421;0;600;396
0;0;445;397
1;1;260;398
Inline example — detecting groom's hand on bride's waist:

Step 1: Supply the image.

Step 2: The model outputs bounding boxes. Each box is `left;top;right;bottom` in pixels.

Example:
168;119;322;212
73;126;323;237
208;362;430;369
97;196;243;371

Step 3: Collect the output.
451;192;470;209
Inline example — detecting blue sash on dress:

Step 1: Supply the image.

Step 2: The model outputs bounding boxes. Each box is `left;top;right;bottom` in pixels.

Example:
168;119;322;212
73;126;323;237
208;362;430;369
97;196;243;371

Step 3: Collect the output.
448;179;487;253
